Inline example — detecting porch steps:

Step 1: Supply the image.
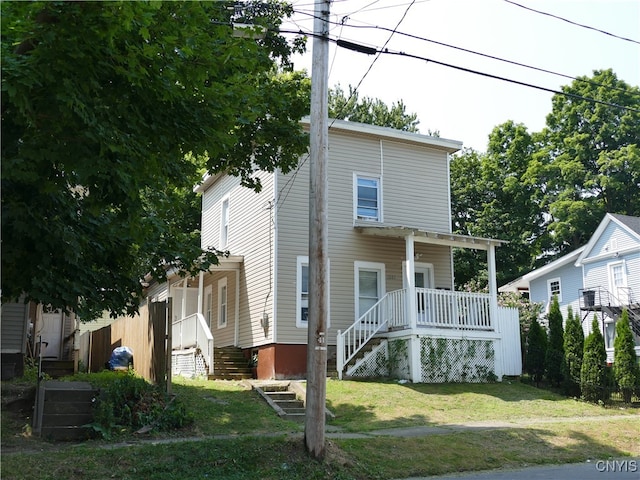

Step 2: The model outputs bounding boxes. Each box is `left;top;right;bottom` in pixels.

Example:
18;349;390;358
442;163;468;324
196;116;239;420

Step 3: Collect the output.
343;337;383;377
248;380;334;423
33;381;98;441
208;347;253;381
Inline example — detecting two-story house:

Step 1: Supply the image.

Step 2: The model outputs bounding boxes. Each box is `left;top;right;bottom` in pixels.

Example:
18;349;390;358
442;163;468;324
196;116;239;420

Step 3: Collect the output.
501;213;640;362
167;119;522;382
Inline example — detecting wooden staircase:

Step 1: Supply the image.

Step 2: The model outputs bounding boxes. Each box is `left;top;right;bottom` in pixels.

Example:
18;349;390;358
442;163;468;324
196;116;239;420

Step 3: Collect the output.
343;337;384;378
33;381;98;441
41;359;75;378
208;346;253;381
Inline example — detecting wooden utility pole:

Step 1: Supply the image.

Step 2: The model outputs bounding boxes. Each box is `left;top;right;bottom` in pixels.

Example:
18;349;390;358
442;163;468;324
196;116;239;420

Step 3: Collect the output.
305;0;330;459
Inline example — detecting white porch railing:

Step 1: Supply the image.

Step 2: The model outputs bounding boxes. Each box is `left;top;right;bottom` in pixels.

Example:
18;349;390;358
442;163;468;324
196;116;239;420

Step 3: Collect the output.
336;294;394;379
416;288;493;330
172;313;214;375
337;288;495;379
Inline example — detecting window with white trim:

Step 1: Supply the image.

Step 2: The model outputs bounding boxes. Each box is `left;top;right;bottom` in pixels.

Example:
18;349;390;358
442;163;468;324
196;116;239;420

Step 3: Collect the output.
354;174;381;222
220;196;230;249
217;277;227;328
204;285;213;329
547;277;562;303
296;256;309;327
355;261;386;320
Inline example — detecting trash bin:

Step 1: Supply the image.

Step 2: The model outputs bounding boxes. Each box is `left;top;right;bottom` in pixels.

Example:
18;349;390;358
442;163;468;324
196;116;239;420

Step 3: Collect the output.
583;290;595;308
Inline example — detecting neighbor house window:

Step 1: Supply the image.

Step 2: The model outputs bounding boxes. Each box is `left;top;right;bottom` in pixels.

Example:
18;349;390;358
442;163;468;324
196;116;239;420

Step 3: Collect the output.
297;256;309;327
218;277;227;328
547;277;562;303
220;196;230;249
354;174;381;222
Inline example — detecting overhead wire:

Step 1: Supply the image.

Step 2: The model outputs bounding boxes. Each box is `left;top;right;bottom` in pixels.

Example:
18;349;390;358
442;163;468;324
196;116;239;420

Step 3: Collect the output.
504;0;640;45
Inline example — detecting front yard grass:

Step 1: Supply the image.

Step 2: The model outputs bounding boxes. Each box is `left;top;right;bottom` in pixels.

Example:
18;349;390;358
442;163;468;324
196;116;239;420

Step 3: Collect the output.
2;376;638;479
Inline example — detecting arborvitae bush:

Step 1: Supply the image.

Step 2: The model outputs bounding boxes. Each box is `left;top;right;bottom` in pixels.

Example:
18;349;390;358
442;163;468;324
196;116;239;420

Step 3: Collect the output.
563;306;584;396
581;316;609;403
613;310;640;403
526;317;547;387
545;295;565;387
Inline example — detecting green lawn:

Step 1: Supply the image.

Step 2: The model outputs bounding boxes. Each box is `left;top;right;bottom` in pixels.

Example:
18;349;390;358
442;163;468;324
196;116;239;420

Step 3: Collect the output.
2;376;638;480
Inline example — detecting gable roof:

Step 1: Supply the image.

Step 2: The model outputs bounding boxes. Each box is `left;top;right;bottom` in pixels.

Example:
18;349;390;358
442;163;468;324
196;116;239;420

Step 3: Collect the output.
575;213;640;266
499;246;585;292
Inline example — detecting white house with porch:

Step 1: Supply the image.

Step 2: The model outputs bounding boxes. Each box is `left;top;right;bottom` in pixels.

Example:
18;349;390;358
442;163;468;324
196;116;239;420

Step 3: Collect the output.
166;119;522;382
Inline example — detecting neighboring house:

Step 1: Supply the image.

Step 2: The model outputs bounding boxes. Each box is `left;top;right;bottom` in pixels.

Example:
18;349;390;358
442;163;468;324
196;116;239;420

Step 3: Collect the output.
1;299;77;378
501;213;640;362
168;119;522;382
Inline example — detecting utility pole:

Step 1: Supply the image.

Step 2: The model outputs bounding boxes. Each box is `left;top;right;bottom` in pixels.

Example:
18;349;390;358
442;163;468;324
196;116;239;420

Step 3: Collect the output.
305;0;330;459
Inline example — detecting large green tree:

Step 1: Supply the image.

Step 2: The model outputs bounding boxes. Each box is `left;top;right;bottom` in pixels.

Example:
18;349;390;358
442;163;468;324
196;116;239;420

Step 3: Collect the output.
535;69;640;254
451;121;546;287
1;1;310;320
328;84;424;133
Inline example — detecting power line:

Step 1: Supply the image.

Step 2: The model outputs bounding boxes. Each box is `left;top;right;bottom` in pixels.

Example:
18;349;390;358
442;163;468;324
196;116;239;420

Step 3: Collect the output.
504;0;640;45
292;9;633;95
279;29;640;114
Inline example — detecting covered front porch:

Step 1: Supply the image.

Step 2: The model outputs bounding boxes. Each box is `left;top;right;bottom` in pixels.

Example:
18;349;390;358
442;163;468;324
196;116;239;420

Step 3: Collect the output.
337;226;521;382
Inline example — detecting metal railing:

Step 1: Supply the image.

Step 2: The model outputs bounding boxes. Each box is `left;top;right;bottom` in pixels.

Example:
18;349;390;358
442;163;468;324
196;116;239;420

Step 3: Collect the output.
172;313;214;375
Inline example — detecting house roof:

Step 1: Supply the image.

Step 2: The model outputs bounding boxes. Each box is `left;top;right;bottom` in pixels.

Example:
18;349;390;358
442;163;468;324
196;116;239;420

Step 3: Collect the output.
195;119;463;193
575;213;640;266
355;225;506;251
498;246;585;292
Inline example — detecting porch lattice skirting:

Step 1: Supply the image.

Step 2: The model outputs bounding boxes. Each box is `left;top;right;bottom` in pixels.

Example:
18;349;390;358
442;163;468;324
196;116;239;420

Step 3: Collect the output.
172;348;208;378
347;337;496;383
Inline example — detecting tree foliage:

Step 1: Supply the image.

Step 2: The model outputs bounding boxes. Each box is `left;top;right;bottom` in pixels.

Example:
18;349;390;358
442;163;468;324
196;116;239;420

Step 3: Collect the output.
328;84;425;133
563;306;584;396
450;70;639;287
1;1;310;320
544;296;565;386
534;69;640;253
525;318;547;387
613;310;640;403
581;317;609;403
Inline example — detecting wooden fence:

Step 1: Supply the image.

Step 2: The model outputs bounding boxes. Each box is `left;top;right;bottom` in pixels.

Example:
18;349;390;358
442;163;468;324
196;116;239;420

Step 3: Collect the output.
88;301;168;384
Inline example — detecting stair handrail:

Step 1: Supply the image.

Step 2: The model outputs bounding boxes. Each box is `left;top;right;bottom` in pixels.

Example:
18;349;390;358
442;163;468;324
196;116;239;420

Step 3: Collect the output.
172;313;215;375
336;292;394;379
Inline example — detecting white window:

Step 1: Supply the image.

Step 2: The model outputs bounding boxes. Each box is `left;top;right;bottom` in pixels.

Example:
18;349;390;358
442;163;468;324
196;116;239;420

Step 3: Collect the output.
220;196;230;249
355;261;385;320
218;277;227;328
354;174;381;222
608;261;627;305
204;285;213;329
296;256;309;327
547;277;561;303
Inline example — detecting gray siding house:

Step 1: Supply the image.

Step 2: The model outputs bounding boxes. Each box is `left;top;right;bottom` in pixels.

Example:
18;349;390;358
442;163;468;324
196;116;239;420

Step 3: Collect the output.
501;213;640;362
173;119;522;381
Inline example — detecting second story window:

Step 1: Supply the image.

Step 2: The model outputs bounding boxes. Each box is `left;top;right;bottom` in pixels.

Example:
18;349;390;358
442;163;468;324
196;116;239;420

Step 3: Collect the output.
355;174;381;222
220;196;229;249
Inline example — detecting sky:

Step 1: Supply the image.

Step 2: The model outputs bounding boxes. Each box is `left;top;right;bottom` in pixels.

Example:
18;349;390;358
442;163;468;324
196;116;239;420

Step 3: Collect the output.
280;0;640;152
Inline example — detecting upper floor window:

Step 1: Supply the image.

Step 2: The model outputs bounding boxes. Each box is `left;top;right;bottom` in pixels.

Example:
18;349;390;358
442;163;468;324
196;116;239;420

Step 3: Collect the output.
354;174;381;222
220;196;230;248
548;277;561;303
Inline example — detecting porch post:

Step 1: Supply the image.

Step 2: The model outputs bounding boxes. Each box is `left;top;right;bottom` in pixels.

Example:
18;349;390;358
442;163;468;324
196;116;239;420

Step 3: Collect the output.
487;244;503;380
181;278;187;320
405;234;417;330
197;271;204;315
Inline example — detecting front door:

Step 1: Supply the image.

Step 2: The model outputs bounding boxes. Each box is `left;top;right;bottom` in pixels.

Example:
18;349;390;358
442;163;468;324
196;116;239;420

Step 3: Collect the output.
355;262;385;321
414;264;434;321
40;309;63;359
